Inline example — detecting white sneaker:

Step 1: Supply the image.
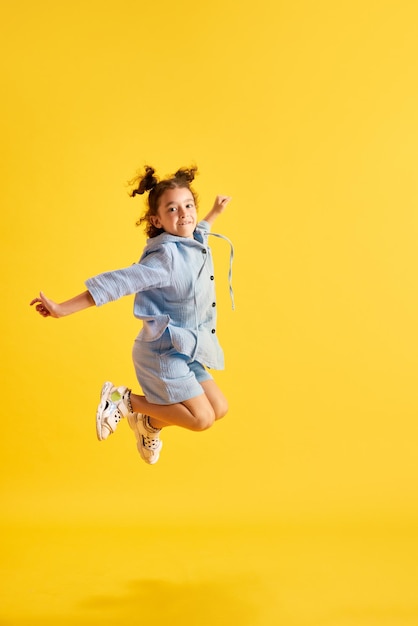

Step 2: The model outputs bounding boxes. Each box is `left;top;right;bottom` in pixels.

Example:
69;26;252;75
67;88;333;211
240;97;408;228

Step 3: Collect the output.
127;413;162;465
96;381;133;441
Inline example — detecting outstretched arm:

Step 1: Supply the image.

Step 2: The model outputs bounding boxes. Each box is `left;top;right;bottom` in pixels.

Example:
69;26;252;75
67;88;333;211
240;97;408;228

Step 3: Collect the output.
30;290;95;318
203;195;232;226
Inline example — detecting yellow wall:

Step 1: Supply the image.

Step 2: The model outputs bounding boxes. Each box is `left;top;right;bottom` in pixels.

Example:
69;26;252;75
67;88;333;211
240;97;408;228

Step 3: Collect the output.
2;0;418;528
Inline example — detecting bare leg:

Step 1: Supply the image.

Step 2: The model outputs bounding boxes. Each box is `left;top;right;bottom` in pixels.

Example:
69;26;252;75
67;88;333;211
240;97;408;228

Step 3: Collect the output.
129;379;228;432
199;379;228;422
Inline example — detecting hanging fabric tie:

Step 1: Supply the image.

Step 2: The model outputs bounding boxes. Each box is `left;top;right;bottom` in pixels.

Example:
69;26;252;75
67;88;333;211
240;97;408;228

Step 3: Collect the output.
208;232;235;310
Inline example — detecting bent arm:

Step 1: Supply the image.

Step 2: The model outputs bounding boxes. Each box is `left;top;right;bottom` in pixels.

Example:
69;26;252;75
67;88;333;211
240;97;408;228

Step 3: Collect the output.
30;290;95;318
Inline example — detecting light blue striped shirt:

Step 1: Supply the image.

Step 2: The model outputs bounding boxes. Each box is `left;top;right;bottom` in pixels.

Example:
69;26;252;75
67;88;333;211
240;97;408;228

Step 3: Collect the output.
85;221;233;370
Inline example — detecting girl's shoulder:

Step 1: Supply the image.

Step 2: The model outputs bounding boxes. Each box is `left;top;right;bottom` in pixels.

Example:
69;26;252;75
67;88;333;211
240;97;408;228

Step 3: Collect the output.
139;236;174;265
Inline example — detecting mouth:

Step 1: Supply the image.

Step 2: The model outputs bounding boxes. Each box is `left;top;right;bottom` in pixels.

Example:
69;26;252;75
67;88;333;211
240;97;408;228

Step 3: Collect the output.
178;221;193;226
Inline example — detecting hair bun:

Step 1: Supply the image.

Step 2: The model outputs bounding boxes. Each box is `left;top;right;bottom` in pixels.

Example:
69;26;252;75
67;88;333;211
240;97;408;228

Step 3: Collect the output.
174;166;198;184
131;166;158;196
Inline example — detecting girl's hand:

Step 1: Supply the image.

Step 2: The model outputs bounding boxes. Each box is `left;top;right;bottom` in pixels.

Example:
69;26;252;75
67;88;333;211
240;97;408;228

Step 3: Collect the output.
30;292;63;318
203;195;232;225
212;195;232;214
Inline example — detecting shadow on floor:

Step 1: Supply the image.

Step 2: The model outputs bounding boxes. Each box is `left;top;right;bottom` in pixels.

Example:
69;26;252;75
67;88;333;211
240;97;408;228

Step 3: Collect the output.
80;577;260;626
3;577;262;626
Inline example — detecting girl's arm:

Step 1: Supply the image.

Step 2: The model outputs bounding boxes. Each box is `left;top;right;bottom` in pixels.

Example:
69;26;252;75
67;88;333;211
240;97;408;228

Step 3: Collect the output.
30;290;95;319
202;195;231;226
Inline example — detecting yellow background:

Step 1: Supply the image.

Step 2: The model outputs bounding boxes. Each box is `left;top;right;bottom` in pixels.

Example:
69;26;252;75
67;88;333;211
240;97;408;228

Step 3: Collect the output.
2;1;418;624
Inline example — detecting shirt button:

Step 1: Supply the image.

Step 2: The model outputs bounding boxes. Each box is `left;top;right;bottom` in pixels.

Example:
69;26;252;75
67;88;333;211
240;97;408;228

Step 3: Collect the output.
211;329;216;334
210;275;214;280
202;249;207;254
212;302;216;307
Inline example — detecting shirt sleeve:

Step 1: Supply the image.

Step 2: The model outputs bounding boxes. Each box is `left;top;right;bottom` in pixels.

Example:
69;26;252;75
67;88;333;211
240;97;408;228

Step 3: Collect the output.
197;220;211;233
85;246;173;306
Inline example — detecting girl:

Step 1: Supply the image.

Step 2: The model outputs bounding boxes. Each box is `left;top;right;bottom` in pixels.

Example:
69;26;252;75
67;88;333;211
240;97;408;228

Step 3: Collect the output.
31;166;233;465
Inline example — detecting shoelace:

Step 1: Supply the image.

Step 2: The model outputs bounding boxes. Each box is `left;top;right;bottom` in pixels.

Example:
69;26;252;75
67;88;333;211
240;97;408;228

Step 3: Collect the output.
142;434;161;450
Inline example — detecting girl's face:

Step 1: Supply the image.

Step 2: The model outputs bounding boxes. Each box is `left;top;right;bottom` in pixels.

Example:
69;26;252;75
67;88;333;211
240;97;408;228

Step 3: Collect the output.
151;187;197;238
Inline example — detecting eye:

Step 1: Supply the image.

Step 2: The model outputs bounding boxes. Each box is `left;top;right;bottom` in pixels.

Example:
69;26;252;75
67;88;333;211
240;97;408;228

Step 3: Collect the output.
168;206;177;212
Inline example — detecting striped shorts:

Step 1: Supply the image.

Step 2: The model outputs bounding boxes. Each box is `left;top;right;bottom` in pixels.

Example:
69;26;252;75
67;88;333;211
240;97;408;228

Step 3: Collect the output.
132;328;212;405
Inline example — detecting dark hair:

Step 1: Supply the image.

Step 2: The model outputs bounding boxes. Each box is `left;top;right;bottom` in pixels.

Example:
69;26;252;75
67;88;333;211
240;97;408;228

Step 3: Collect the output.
130;165;199;238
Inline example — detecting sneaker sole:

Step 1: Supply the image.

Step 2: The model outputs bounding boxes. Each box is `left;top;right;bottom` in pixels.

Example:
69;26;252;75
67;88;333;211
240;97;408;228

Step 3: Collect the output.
96;381;113;441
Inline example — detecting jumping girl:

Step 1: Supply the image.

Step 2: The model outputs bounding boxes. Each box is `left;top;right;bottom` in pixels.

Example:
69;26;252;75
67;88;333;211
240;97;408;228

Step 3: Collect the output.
30;166;233;465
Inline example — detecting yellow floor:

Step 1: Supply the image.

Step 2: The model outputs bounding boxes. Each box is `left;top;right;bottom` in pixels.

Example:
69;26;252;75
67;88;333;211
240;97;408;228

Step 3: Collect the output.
2;520;418;625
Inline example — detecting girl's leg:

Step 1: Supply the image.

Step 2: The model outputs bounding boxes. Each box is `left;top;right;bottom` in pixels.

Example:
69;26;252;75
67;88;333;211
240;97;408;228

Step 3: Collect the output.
200;379;228;422
130;379;228;432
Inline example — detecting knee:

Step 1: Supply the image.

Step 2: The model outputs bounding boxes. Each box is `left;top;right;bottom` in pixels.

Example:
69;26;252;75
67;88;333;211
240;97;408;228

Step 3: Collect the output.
193;407;216;431
215;399;228;421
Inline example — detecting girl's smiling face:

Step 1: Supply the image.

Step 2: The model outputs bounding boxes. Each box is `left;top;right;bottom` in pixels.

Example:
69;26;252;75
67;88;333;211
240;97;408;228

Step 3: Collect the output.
151;187;197;238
